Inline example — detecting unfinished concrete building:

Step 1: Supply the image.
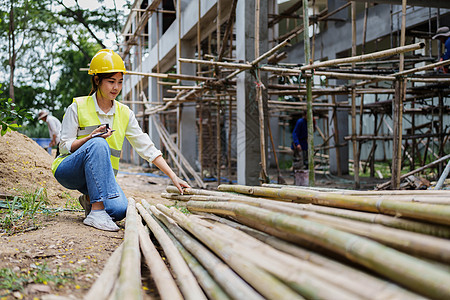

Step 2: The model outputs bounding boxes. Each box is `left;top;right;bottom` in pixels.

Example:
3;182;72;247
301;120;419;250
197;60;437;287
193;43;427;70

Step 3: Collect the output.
119;0;450;189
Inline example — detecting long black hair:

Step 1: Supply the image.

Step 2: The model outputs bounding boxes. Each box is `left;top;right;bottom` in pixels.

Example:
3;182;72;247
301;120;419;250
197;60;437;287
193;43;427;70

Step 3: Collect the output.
89;72;121;96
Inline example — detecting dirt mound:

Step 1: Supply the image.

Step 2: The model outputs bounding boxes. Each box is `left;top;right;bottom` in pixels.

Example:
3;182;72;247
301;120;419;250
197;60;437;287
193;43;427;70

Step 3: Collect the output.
0;130;79;206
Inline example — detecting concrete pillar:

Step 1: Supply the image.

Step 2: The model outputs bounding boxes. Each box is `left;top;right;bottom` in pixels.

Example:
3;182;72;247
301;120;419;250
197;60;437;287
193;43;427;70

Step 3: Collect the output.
329;79;349;175
177;39;197;170
148;14;160;150
236;0;268;185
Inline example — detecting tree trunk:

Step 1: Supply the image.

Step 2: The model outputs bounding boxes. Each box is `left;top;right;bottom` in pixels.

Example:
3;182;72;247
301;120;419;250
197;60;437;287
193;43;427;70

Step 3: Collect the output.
8;0;16;102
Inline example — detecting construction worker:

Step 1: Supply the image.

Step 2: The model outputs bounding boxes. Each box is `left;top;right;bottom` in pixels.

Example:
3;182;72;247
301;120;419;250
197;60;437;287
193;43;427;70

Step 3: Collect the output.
38;111;61;148
292;112;308;170
52;49;189;231
432;26;450;73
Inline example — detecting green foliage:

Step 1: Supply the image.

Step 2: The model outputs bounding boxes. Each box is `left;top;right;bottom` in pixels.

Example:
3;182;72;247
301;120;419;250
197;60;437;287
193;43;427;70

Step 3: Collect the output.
0;187;49;232
0;0;130;133
18;122;49;139
53;46;100;114
0;262;75;293
0;86;33;136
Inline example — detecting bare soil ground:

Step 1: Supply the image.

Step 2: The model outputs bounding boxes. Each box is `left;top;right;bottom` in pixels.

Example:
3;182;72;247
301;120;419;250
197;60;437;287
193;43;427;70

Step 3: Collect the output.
0;131;173;299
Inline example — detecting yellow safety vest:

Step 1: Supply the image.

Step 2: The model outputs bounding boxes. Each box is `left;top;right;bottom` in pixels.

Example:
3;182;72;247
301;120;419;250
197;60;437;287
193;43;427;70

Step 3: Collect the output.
51;96;130;176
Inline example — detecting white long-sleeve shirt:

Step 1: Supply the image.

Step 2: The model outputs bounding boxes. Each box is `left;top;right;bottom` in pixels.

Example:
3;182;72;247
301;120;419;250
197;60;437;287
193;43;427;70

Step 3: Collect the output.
46;115;61;144
59;93;162;163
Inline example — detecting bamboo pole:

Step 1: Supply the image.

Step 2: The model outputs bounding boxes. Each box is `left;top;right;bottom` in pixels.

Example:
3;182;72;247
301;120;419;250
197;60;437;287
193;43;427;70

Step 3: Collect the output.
227;95;232;183
251;202;450;263
162;191;450;238
351;2;359;189
331;95;342;176
217;184;450;226
178;41;424;77
354;57;450;87
435;159;450;190
300;42;424;70
163;191;450;259
255;0;269;184
79;68;213;82
185;200;450;299
136;220;183;300
303;0;315;186
137;201;207;300
154;205;304;300
115;198;142;300
216;97;222;185
84;244;123;300
204;213;424;300
217;0;238;62
391;0;407;190
147;207;230;300
198;216;367;299
197;0;201;76
150;205;264;300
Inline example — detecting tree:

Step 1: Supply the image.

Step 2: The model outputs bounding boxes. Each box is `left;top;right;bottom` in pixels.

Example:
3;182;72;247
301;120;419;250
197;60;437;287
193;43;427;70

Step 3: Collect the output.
0;0;130;124
0;84;32;136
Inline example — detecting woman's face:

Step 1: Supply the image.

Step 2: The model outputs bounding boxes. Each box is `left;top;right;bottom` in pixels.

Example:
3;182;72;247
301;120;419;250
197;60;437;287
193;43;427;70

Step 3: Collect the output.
97;72;123;101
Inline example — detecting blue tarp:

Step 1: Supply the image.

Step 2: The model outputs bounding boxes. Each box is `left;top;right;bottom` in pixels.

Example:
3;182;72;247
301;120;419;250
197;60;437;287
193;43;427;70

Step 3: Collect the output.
32;138;52;154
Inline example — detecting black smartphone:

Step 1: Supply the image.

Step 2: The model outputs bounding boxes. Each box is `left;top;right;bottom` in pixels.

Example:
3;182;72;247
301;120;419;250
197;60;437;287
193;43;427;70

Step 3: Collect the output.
92;124;109;138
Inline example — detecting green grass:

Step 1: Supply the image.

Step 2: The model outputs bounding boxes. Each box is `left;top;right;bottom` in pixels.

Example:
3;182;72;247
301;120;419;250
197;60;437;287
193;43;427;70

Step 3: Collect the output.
62;192;82;211
0;187;49;233
0;262;79;294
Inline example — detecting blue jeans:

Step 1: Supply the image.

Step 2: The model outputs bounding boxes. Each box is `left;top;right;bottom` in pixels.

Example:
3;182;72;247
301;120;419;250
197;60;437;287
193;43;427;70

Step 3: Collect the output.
54;138;127;220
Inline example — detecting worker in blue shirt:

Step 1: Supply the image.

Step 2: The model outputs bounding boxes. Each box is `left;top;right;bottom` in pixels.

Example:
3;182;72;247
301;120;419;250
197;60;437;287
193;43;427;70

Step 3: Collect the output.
432;26;450;73
292;113;308;170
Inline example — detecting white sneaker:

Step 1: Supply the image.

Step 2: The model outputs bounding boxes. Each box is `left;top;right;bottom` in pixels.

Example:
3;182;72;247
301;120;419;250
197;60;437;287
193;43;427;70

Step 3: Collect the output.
83;210;120;232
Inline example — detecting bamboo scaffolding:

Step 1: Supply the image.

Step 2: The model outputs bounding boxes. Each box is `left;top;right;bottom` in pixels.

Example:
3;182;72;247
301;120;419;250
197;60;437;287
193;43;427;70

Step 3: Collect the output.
137;201;207;300
185;200;450;299
116;198;142;300
217;184;450;226
120;0;450;192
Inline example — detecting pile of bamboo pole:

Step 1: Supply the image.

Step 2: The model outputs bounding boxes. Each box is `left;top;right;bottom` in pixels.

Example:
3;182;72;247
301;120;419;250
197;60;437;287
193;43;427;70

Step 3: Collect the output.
85;185;450;300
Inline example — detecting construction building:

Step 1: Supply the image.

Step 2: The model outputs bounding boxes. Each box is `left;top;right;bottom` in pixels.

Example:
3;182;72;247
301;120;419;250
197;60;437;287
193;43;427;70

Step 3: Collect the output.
119;0;450;189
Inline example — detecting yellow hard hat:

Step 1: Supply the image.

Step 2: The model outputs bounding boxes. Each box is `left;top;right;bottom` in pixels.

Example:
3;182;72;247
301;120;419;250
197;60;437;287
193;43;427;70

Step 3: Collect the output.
88;49;127;75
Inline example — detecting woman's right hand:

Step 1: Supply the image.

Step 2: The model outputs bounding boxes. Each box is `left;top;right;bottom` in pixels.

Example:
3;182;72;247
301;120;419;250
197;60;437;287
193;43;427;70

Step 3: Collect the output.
90;125;114;139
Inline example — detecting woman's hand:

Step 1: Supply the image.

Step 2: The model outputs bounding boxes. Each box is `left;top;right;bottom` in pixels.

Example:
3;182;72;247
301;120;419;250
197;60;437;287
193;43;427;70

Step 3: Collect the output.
151;155;191;194
90;125;114;139
171;176;190;194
